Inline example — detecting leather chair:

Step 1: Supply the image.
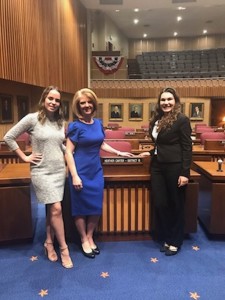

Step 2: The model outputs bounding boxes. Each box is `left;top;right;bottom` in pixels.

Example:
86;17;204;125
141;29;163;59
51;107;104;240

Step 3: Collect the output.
104;130;125;139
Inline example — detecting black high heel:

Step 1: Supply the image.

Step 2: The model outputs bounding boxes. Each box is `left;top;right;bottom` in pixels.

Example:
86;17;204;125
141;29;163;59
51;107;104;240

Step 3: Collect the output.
165;246;180;256
81;242;95;259
91;245;100;255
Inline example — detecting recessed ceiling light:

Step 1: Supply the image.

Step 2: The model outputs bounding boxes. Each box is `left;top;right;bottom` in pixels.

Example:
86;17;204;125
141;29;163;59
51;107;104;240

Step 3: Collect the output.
174;32;178;36
115;9;120;12
133;19;139;24
177;6;186;10
203;29;207;34
177;16;182;22
134;8;139;12
143;33;147;38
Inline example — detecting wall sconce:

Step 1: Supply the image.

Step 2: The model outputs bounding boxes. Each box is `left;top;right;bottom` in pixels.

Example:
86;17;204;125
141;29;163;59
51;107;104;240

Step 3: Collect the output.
222;116;225;128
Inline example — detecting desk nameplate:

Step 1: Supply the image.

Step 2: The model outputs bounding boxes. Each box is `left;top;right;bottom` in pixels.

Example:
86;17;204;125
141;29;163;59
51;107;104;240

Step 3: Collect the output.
102;157;143;165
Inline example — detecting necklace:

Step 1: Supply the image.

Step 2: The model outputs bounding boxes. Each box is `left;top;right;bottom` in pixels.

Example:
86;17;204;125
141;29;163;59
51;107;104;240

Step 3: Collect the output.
79;118;94;124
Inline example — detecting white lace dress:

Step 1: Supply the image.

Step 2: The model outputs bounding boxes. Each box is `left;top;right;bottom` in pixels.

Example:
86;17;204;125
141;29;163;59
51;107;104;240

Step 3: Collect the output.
4;112;66;204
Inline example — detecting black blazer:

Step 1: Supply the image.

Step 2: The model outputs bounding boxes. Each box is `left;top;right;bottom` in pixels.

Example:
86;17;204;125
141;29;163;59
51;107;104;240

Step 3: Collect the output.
150;113;192;178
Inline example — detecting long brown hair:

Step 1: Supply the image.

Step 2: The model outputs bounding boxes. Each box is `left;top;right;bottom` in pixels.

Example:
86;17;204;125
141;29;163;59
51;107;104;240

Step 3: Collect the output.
37;85;64;127
150;87;181;132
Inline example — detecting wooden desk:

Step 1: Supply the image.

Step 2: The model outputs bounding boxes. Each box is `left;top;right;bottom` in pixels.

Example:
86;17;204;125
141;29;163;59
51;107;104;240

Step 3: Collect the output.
124;132;149;139
192;145;225;167
0;147;32;164
0;163;37;243
104;138;153;154
204;139;225;151
193;161;225;235
62;157;200;242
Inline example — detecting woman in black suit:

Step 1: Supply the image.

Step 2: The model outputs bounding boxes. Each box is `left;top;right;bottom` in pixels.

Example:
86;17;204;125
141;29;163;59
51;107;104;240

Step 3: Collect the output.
141;87;192;256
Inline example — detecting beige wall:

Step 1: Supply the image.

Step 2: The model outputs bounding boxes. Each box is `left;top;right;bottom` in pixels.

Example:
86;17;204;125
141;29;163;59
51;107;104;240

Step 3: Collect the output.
91;11;129;56
129;35;225;58
98;97;211;130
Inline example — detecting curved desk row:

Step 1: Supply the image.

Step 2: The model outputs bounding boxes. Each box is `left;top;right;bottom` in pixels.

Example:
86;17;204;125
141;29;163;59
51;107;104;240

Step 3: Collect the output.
62;156;200;242
0;158;200;243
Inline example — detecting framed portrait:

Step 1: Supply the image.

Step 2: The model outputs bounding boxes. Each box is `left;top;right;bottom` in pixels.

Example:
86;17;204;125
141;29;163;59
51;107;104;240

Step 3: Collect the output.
0;94;13;123
17;95;29;120
63;100;70;121
149;102;157;119
109;103;123;121
129;103;143;120
96;103;103;120
190;103;204;120
181;103;185;114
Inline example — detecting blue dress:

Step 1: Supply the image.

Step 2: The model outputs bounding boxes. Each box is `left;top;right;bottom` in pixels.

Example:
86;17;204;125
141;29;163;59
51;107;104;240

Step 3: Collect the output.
67;119;105;216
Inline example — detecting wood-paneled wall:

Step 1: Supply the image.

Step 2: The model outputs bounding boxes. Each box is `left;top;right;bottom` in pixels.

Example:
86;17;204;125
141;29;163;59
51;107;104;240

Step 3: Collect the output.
0;0;88;93
91;78;225;98
128;35;225;58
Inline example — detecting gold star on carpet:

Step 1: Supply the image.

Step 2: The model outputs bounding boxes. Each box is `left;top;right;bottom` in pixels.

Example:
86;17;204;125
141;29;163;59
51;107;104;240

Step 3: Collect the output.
192;245;200;251
30;256;38;261
100;272;109;278
189;291;200;299
150;257;158;263
38;289;48;297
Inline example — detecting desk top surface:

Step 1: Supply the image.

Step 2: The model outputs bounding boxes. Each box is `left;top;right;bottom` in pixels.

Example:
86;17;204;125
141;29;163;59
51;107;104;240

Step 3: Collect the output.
193;145;225;154
0;163;30;185
0;160;200;185
193;161;225;180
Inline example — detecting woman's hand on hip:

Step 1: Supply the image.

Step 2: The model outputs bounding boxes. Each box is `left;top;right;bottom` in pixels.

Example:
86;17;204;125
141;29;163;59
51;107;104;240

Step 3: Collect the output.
26;153;43;164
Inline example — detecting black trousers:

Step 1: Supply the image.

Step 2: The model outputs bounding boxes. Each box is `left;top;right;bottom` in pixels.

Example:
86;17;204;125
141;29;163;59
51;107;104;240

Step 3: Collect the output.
150;156;186;248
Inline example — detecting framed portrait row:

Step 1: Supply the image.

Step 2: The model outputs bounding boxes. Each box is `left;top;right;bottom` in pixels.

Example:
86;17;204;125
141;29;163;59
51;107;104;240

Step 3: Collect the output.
0;97;205;124
0;96;73;123
0;94;14;123
0;94;30;124
108;102;188;121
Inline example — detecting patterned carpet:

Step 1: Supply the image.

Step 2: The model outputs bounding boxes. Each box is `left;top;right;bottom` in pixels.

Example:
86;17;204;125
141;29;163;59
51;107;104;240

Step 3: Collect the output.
0;204;225;300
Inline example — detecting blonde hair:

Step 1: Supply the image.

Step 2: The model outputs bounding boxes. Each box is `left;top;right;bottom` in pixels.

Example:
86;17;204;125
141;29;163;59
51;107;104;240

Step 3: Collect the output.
72;88;98;119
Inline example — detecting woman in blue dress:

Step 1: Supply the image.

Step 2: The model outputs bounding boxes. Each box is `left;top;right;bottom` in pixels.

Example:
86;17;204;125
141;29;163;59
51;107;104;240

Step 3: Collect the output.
65;88;133;258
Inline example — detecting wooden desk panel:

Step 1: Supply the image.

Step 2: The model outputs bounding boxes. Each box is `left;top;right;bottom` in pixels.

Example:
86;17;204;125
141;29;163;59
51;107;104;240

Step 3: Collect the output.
193;145;225;156
204;139;225;150
193;161;225;234
0;163;37;243
62;157;200;242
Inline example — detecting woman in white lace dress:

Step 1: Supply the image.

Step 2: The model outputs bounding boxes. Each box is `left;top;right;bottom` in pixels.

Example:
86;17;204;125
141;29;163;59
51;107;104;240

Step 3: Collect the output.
4;86;73;269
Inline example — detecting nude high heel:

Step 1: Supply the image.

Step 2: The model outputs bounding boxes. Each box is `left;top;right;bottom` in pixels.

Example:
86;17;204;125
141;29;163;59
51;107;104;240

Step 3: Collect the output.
60;247;73;269
44;242;58;262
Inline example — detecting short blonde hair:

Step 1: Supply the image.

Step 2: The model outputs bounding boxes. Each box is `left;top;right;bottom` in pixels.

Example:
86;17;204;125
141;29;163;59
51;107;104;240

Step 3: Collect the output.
72;88;98;119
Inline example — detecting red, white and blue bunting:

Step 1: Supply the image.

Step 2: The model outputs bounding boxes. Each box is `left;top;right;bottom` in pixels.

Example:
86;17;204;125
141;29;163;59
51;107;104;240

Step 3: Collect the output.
93;56;124;75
